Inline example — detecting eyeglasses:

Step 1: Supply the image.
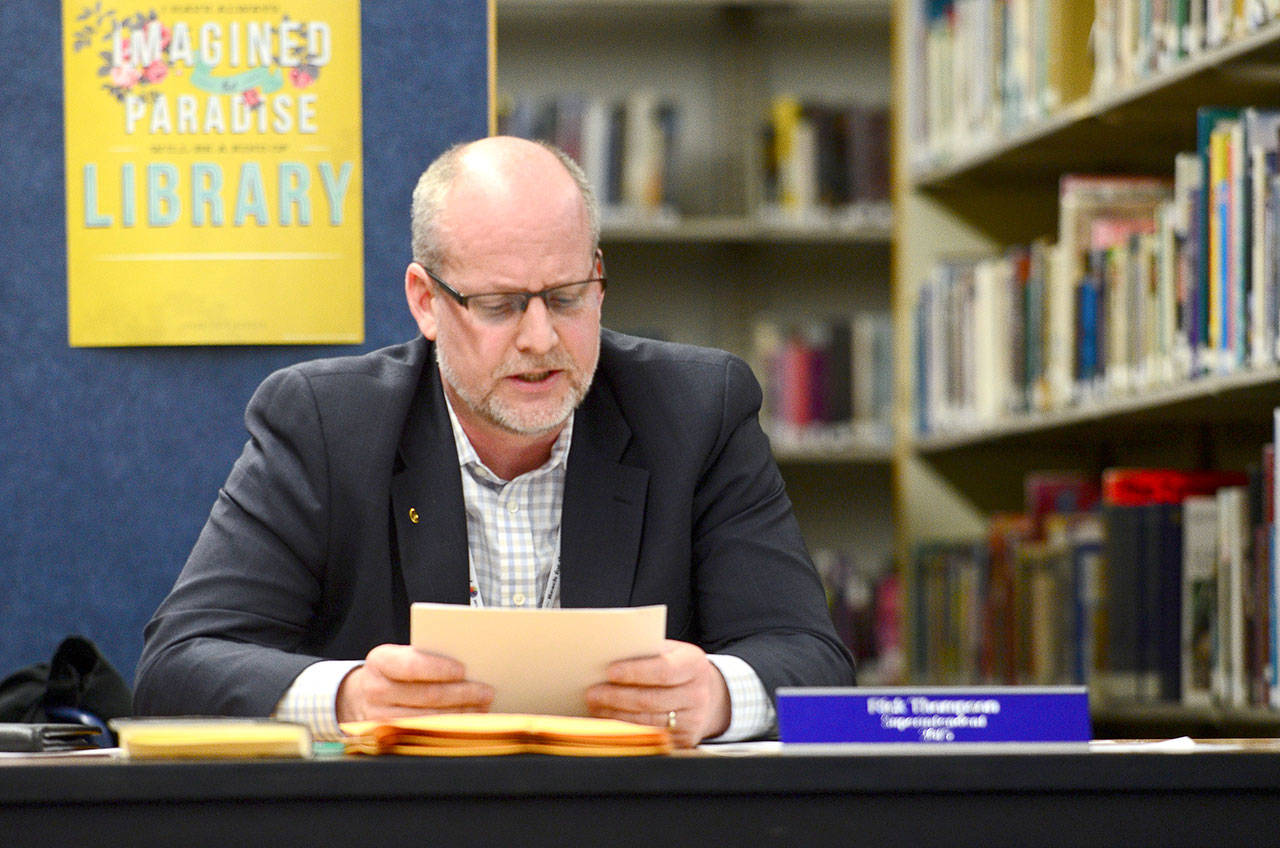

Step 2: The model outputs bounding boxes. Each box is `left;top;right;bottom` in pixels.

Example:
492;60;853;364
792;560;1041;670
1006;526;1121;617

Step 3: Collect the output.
425;270;606;326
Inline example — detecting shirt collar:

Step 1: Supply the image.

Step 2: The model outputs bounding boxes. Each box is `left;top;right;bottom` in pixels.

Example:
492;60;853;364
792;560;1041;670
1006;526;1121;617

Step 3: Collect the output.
442;381;574;483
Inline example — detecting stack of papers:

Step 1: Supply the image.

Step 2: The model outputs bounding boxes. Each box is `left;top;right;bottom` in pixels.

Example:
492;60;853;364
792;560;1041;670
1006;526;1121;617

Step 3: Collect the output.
340;713;673;757
409;603;666;715
110;718;313;759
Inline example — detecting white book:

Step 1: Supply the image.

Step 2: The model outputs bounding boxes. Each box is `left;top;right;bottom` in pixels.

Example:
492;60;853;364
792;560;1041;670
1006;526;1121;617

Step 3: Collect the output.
1272;408;1280;708
1092;0;1118;95
1214;486;1248;707
621;89;659;214
1182;494;1219;707
1244;109;1280;368
1185;0;1206;55
972;257;1005;423
1228;118;1246;373
1172;153;1201;380
1156;199;1179;385
853;311;893;432
579;98;611;214
1042;243;1073;410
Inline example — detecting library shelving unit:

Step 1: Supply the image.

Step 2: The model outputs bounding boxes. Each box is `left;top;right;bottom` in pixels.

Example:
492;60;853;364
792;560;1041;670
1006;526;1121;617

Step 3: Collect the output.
891;2;1280;734
495;0;897;574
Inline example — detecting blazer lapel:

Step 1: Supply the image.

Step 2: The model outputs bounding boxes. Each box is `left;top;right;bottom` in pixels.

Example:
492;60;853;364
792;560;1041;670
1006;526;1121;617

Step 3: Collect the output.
390;346;470;605
559;376;649;608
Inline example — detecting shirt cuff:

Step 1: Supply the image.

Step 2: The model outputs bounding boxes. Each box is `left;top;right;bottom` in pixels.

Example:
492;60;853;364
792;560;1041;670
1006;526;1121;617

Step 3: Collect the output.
272;659;364;742
704;653;776;743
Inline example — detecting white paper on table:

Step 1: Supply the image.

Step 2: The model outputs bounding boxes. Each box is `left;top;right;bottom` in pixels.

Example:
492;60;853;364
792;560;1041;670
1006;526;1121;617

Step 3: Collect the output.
409;602;667;716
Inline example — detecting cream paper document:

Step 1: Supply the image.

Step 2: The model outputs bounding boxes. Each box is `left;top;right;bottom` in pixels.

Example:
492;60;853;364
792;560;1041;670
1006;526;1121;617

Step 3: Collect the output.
409;603;667;715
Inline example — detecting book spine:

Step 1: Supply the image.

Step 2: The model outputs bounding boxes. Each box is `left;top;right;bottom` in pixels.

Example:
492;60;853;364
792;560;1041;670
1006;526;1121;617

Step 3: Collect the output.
1272;409;1280;708
1181;494;1219;706
1214;485;1248;706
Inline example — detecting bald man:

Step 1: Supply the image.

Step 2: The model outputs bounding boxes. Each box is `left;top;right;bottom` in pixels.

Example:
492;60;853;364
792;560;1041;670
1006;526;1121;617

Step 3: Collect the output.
134;137;855;747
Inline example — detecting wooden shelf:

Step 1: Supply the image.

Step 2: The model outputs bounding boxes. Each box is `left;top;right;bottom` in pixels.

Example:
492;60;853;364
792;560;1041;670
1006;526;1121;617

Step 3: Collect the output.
915;366;1280;457
772;438;894;465
911;19;1280;196
601;210;892;245
499;0;895;566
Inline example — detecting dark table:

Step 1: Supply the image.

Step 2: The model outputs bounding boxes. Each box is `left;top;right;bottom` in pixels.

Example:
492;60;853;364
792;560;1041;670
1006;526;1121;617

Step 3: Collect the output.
5;743;1280;847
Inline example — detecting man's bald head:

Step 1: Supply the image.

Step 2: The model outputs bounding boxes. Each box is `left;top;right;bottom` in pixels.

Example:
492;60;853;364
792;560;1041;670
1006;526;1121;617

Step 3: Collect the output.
410;137;600;272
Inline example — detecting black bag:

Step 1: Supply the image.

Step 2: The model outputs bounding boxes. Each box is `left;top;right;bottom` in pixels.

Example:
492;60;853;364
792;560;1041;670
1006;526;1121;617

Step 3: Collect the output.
0;635;132;726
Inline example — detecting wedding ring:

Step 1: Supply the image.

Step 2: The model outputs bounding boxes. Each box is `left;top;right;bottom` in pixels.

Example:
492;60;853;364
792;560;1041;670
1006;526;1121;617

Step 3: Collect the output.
666;710;677;731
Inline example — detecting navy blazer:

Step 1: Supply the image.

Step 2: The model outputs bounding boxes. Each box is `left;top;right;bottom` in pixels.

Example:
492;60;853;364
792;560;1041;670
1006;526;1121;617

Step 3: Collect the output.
134;330;855;716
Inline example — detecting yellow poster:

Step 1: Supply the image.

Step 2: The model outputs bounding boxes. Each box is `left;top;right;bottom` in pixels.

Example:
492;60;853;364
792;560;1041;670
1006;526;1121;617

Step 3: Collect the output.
62;1;364;346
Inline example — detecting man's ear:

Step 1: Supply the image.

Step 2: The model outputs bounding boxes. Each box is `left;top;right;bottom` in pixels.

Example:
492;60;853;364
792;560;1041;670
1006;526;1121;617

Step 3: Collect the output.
405;262;439;340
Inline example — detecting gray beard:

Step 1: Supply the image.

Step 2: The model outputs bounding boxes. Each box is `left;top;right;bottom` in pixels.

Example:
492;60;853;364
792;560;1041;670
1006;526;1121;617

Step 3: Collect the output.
435;342;595;436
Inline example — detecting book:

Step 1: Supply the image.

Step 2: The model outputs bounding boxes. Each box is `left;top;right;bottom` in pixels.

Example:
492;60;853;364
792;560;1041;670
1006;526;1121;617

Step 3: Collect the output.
916;0;1092;165
816;549;866;657
1024;471;1100;539
913;539;988;683
1025;239;1052;410
1146;497;1186;701
1173;151;1204;377
761;97;891;224
1099;468;1248;703
1181;494;1220;706
853;311;894;441
1099;494;1151;701
1013;539;1074;684
1050;511;1106;684
1058;175;1173;400
109;718;313;759
1215;485;1250;706
620;88;676;217
1247;455;1271;705
340;713;672;757
1273;411;1280;708
753;312;892;451
982;513;1034;683
1197;106;1242;373
916;251;1040;433
498;90;679;221
1044;0;1096;114
1243;108;1280;368
767;94;816;218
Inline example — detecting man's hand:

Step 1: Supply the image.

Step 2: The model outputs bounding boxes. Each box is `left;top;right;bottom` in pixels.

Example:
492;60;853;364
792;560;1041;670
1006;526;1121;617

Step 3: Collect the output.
584;639;731;748
336;644;494;723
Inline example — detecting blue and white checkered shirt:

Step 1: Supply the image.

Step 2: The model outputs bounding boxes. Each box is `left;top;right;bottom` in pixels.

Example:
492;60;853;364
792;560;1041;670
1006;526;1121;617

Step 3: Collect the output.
276;386;775;742
451;399;570;610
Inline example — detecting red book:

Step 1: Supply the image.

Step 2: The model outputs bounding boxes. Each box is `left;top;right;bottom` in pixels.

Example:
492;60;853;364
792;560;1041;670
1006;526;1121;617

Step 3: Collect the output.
1101;468;1248;506
1025;472;1100;539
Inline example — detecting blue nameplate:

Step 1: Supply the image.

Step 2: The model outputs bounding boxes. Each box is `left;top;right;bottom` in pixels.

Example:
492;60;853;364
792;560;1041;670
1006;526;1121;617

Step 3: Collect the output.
776;686;1091;745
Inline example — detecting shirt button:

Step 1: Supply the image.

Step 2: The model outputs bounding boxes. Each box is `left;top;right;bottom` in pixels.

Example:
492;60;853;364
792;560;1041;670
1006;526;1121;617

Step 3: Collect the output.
512;593;527;606
507;500;519;514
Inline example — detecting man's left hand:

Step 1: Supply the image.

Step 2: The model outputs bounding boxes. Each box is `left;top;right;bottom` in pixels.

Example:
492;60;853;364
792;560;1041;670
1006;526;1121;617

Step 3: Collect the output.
584;639;730;748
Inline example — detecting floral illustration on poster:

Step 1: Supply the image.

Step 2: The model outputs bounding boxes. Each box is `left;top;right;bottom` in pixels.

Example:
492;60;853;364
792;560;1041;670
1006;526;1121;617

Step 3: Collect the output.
62;2;364;346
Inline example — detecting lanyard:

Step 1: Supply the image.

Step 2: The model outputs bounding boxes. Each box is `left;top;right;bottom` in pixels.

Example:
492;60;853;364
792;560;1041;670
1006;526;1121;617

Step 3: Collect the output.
469;557;560;609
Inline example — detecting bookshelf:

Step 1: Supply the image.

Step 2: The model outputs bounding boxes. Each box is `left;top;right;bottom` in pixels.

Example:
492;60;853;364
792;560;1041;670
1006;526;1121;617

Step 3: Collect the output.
496;0;898;643
892;2;1280;733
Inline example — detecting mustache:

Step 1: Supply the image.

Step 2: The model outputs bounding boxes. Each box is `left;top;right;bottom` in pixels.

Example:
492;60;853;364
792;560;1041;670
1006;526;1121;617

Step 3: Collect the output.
495;350;576;378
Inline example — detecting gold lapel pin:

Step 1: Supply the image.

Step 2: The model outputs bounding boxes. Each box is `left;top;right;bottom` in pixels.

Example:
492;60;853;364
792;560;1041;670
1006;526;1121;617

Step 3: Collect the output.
408;507;420;524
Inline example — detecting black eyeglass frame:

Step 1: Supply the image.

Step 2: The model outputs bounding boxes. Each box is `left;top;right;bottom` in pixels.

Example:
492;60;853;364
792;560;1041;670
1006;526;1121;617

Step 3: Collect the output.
423;269;607;318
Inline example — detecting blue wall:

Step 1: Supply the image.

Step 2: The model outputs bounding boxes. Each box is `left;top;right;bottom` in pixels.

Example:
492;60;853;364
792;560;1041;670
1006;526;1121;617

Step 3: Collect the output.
0;1;489;681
